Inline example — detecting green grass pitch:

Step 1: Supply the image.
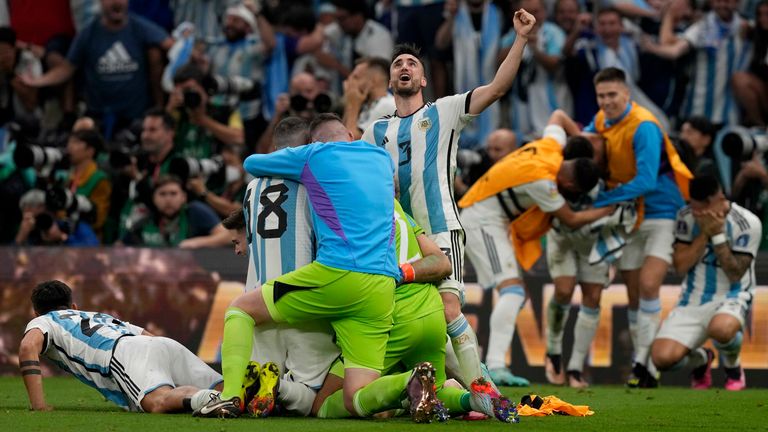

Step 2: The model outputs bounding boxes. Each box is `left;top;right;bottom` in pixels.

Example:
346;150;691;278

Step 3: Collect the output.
0;377;765;431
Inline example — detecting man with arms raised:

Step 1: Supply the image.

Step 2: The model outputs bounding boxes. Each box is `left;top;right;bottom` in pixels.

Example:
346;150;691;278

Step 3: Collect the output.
362;8;536;388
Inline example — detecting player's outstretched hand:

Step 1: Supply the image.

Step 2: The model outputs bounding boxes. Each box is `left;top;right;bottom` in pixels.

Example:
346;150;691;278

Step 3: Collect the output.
513;9;536;38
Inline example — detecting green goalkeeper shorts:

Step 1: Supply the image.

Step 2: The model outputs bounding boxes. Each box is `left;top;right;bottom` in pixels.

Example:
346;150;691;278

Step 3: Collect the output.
261;261;395;371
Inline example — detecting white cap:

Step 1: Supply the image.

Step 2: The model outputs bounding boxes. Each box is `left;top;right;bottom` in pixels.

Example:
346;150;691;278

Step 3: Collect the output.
224;4;257;32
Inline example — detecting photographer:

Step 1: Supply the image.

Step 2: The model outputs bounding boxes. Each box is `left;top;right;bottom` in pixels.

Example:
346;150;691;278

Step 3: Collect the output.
65;129;111;237
15;187;99;246
166;63;244;158
454;128;518;199
121;174;225;247
185;143;248;218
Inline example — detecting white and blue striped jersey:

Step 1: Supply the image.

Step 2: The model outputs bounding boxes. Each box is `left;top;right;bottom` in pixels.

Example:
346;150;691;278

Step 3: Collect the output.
362;92;475;236
24;310;143;409
681;12;752;125
207;34;264;120
674;203;762;307
243;177;314;288
171;0;239;40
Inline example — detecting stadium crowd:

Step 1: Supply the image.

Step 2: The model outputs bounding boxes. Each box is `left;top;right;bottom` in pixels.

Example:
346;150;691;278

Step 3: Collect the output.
9;0;767;420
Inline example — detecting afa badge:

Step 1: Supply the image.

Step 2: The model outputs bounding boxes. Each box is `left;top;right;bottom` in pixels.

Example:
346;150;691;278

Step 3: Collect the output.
736;234;749;247
418;118;432;131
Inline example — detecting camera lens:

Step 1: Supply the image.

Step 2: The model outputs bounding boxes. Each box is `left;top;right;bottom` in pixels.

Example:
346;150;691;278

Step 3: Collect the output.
314;93;332;113
290;95;309;112
183;90;202;109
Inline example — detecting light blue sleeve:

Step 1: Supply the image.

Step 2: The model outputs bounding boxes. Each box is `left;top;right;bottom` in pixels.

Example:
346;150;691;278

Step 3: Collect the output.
595;121;662;206
583;119;597;133
243;145;313;180
544;24;565;56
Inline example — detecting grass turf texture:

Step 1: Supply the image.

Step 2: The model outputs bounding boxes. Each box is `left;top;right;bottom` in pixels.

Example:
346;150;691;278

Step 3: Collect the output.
1;377;765;431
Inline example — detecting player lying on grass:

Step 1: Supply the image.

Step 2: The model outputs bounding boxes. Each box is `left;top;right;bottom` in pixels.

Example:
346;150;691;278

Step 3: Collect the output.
19;280;222;413
312;200;517;423
651;174;761;391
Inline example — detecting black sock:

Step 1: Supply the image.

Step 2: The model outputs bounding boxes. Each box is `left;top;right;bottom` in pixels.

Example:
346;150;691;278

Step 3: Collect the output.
183;398;192;411
724;366;741;380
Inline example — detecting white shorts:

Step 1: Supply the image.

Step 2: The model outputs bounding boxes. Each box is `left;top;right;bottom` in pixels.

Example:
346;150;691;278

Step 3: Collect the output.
110;336;222;412
464;222;520;289
546;229;610;285
618;218;675;270
428;229;466;302
655;296;750;349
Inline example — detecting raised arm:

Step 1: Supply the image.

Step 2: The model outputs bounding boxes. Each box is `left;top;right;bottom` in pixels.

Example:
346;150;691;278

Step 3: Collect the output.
468;9;535;115
19;329;50;411
243;144;313;179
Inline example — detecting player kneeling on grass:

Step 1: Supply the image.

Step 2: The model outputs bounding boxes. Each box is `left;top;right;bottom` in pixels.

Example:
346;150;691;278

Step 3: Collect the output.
651;175;761;391
19;280;222;413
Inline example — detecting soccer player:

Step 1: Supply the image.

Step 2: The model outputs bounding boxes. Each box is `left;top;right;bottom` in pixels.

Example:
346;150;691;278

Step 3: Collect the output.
458;109;613;386
585;67;692;387
651;175;760;391
544;137;611;389
19;280;222;413
313;200;517;422
362;8;536;388
196;113;400;418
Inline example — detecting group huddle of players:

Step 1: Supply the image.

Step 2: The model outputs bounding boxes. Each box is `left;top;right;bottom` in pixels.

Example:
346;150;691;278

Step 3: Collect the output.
18;6;759;423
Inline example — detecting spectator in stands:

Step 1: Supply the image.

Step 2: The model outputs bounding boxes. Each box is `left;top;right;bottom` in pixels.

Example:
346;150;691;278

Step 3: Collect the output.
121;174;225;247
643;0;751;125
34;210;100;246
171;0;239;41
14;189;47;245
21;0;172;138
395;0;450;98
553;0;582;35
186;143;248;218
499;0;571;140
435;0;503;147
0;27;42;124
166;63;245;157
565;7;668;129
454;129;517;197
677;116;720;177
342;57;395;139
66;129;111;237
316;0;394;89
208;3;275;146
731;0;768;127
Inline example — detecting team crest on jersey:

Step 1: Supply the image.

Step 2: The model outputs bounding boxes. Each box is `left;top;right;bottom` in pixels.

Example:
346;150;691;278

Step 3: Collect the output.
548;181;558;197
736;234;749;247
417;118;432;131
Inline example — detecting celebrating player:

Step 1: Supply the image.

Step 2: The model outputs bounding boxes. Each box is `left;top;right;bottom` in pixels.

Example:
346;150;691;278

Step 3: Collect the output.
19;280;222;413
651;175;760;391
362;8;537;388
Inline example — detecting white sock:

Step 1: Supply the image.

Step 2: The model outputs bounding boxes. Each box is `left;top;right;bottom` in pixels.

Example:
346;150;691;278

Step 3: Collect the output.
546;297;571;355
714;332;743;369
444;338;465;386
448;314;483;385
190;389;220;411
567;306;600;372
628;308;638;353
276;378;316;416
485;285;526;370
635;299;661;371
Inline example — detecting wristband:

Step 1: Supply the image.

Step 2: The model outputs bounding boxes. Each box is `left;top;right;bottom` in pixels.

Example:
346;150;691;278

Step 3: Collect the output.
399;263;416;283
710;233;727;246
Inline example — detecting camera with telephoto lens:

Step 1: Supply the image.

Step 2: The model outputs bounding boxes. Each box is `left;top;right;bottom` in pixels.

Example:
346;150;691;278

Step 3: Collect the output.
168;155;225;182
43;183;95;225
184;74;261;110
721;126;768;159
13;144;67;171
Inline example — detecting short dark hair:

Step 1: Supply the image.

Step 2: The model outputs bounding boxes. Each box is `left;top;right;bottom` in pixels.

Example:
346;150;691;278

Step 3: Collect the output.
690;174;722;201
31;280;72;315
331;0;368;15
71;129;105;156
0;27;16;46
309;113;344;139
173;62;205;86
593;67;627;86
573;157;601;192
357;57;390;80
274;116;310;150
222;208;245;230
144;107;176;131
597;7;622;20
153;174;184;191
280;4;317;33
684;116;718;139
563;136;594;160
391;43;425;69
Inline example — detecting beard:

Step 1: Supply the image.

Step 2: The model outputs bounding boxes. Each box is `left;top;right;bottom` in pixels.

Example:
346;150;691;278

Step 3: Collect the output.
392;81;420;97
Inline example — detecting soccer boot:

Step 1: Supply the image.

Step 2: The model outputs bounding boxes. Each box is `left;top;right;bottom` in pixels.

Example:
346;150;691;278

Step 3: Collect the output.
406;362;449;423
567;370;589;389
691;348;714;390
469;377;519;423
248;361;281;417
242;361;261;409
626;362;647;388
545;353;566;386
193;394;242;418
488;368;530;387
724;366;746;391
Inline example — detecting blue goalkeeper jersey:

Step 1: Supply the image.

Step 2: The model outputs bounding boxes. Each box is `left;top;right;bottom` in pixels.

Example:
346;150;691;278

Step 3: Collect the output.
243;140;398;278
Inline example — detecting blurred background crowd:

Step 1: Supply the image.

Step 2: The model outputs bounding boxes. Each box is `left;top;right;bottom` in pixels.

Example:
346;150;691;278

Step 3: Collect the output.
0;0;766;249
